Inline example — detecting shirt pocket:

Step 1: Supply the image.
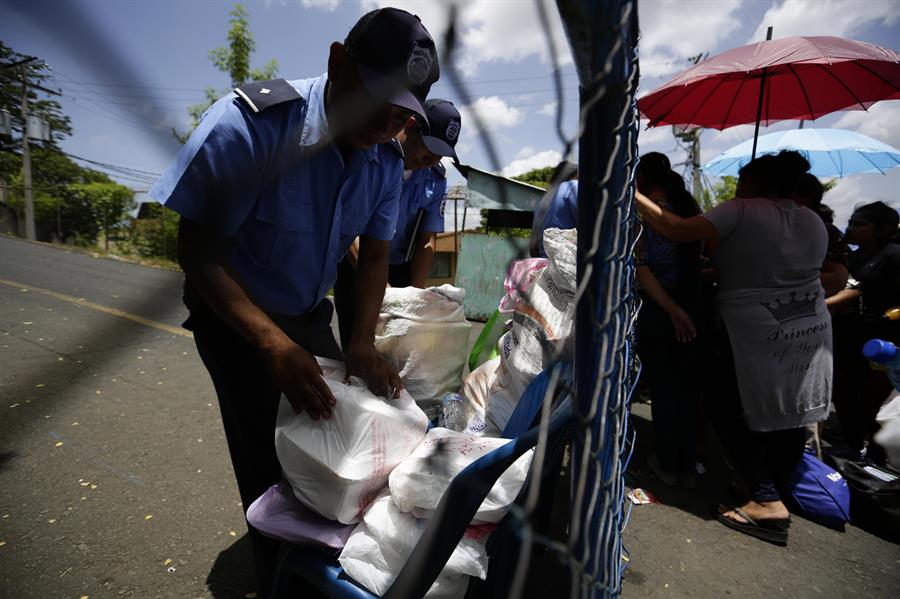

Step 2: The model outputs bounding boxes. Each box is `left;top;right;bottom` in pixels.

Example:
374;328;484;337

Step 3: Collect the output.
245;199;314;266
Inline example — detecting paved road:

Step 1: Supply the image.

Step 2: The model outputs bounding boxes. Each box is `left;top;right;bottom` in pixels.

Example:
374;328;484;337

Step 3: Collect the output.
1;235;898;598
0;236;255;598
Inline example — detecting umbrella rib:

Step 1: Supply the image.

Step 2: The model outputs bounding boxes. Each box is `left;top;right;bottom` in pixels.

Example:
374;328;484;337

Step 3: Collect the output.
858;150;888;175
815;63;867;110
718;75;749;130
647;77;720;126
847;60;900;94
787;64;815;120
684;76;732;129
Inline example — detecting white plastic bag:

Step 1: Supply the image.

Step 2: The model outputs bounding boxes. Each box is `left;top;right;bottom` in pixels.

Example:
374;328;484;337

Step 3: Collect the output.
275;359;429;524
485;228;577;433
339;492;491;599
376;285;472;418
389;427;533;523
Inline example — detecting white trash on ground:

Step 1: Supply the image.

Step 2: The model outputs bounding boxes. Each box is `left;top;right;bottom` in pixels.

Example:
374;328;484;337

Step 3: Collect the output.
389;427;534;523
275;359;429;524
376;284;472;419
339;492;492;599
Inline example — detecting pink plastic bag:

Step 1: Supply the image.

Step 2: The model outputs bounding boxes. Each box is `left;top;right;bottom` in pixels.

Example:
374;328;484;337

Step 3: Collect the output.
498;258;549;314
246;481;356;554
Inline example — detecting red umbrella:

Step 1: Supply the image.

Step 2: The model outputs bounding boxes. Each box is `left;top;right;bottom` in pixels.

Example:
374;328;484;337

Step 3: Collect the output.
638;35;900;131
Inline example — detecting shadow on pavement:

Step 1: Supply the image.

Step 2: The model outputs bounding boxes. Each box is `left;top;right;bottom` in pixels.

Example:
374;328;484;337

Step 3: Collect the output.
0;450;16;473
206;534;257;599
627;403;736;522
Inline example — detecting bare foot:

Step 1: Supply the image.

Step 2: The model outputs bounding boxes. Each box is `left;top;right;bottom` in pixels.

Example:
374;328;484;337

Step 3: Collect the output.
719;500;789;523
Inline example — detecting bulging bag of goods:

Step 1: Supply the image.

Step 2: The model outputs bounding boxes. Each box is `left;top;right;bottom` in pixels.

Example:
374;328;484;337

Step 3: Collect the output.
275;359;429;524
376;285;472;418
389;427;534;523
487;228;577;433
339;492;491;599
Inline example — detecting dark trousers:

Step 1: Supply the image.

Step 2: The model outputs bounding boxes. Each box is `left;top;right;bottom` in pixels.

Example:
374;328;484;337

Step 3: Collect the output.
333;257;412;350
636;297;699;474
707;330;805;503
185;288;341;595
832;315;898;456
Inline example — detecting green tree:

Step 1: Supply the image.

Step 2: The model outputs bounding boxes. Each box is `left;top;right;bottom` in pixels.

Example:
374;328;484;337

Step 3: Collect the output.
701;176;737;211
175;4;278;142
0;41;72;155
68;181;135;250
512;166;556;189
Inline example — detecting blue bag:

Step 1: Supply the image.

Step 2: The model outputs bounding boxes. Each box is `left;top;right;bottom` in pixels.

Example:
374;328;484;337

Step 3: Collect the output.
786;448;851;530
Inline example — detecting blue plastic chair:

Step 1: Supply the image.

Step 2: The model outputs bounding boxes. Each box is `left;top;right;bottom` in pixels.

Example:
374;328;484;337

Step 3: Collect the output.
271;363;573;599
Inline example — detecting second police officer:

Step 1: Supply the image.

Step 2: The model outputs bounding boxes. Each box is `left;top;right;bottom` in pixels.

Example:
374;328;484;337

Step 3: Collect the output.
334;98;462;347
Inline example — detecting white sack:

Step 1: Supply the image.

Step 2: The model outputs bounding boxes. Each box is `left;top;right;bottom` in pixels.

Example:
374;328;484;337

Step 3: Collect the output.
376;285;472;418
389;427;533;523
275;359;428;524
339;492;490;599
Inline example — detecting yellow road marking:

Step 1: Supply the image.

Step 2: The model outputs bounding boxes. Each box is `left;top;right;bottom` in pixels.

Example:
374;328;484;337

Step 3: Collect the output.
0;278;192;339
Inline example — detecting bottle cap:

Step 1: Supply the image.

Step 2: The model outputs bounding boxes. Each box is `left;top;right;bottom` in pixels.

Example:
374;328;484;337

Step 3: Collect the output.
863;339;897;364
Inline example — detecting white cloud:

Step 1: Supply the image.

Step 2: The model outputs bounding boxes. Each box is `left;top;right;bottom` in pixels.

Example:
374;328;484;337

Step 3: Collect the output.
824;171;900;229
301;0;339;12
638;0;745;78
458;96;525;135
539;101;557;117
516;146;536;160
832;102;900;148
501;149;563;178
362;1;571;76
749;0;899;43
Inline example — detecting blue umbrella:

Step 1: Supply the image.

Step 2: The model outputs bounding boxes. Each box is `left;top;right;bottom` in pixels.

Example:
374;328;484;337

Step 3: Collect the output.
702;128;900;178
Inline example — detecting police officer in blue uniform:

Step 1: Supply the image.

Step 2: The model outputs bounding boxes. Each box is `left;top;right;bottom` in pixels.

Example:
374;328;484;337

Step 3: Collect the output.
149;8;440;594
333;99;461;347
530;161;578;257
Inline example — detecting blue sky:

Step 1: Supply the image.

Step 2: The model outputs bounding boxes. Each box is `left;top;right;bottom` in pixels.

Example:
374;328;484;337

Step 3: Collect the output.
2;0;898;229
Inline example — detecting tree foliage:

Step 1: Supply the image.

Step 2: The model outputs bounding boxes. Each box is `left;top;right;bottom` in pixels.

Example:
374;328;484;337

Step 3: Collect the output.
175;4;278;142
69;182;136;249
0;40;72;152
512;166;556;190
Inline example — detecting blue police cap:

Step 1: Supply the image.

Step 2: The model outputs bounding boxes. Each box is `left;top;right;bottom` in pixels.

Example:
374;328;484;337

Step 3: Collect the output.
344;8;440;124
419;99;461;159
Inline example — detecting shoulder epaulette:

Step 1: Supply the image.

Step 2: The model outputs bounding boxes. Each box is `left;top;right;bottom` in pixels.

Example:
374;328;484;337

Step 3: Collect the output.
386;138;405;159
431;161;447;178
234;79;301;114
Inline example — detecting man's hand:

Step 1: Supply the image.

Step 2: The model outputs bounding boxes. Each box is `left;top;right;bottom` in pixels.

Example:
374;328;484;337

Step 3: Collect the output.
345;342;402;399
263;339;336;419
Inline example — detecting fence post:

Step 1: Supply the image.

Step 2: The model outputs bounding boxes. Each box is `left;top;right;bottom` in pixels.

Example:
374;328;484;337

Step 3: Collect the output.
569;0;640;596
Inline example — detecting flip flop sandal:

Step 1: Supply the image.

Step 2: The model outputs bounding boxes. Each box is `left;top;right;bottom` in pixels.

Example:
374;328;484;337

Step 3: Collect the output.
717;507;790;546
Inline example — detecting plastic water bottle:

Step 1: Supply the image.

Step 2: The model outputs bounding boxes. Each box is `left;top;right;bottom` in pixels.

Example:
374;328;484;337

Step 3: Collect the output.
863;339;900;391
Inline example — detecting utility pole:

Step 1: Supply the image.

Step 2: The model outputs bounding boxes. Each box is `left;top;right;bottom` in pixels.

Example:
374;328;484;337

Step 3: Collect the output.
20;65;36;241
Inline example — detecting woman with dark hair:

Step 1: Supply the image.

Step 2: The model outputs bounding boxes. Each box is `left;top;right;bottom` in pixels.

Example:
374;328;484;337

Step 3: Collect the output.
635;150;832;545
828;201;900;461
634;152;702;487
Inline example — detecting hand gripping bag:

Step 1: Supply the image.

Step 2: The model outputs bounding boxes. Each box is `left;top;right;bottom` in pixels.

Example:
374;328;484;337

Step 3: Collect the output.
275;359;429;524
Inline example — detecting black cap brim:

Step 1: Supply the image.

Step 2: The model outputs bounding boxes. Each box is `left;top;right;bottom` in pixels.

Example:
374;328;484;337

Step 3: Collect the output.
356;63;428;126
421;134;457;159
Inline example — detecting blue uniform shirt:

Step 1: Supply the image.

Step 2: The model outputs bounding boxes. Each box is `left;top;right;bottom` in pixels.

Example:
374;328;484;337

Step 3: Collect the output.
150;74;403;316
387;166;446;264
533;180;578;257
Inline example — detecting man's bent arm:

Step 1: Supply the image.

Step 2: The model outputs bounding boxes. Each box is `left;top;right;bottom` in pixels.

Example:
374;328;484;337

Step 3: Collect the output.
409;231;437;288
